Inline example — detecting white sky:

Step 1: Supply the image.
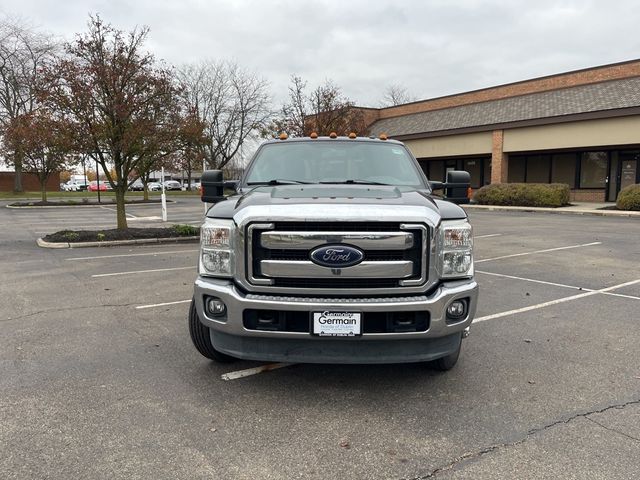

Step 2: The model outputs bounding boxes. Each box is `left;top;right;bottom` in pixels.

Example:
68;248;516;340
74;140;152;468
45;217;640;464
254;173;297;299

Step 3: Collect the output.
3;0;640;107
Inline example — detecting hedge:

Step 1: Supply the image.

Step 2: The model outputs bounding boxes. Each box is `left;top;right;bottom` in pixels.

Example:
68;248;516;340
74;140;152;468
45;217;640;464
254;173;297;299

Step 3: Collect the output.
473;183;571;208
616;184;640;211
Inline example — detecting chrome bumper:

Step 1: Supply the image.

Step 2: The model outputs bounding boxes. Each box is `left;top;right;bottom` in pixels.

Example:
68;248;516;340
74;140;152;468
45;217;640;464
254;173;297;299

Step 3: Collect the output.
194;277;478;341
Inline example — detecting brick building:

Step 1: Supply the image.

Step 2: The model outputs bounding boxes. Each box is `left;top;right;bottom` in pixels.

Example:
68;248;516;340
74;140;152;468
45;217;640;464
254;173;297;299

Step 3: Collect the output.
0;172;61;192
363;59;640;202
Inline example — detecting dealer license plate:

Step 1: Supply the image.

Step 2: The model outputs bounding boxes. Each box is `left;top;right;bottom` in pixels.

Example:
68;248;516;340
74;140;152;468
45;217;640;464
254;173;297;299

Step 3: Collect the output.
311;311;361;337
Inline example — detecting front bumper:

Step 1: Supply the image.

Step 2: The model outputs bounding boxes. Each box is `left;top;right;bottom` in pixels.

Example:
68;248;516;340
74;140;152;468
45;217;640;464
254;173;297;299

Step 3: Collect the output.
193;277;478;364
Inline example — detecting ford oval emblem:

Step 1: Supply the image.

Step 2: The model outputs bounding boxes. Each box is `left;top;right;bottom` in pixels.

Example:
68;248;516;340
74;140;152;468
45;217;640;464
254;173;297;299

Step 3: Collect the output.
310;244;364;268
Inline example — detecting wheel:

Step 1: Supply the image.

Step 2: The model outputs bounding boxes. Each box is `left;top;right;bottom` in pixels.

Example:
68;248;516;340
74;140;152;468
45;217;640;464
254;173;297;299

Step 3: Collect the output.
429;333;462;371
188;299;236;363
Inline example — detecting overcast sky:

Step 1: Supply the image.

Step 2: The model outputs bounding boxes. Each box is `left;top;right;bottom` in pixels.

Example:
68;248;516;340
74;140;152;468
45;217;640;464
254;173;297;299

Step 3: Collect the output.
3;0;640;108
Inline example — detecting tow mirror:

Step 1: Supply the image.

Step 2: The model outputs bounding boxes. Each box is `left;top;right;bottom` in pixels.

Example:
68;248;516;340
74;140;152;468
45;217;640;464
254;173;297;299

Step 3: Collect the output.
429;170;471;205
200;170;239;203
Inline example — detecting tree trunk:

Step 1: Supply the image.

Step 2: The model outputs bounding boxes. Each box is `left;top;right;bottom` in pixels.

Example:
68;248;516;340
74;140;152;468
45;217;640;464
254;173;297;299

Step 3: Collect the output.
143;183;149;201
14;152;24;193
40;181;47;202
115;187;128;230
187;167;192;191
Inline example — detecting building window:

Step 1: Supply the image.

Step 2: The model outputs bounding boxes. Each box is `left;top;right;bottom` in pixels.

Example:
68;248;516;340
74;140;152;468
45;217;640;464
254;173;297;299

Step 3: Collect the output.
463;159;482;188
508;156;526;183
551;153;576;186
428;160;445;182
526;154;551;183
580;152;608;188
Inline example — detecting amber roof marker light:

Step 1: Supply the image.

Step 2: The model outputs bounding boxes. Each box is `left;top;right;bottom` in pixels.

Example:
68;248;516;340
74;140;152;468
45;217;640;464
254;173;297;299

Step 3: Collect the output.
279;132;288;140
348;132;357;139
379;133;388;140
310;132;318;139
329;132;338;139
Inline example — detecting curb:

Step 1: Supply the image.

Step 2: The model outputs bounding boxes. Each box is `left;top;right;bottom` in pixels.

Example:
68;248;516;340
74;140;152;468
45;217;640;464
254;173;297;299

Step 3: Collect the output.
7;200;172;209
36;236;199;249
463;204;640;218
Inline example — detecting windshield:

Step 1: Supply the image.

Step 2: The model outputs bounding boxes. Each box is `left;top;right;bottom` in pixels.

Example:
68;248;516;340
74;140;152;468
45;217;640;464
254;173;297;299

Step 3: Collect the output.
244;141;426;187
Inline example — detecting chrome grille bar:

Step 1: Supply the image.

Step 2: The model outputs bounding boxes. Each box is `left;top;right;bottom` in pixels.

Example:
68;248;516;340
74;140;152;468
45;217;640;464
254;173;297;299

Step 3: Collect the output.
260;260;414;278
260;231;413;250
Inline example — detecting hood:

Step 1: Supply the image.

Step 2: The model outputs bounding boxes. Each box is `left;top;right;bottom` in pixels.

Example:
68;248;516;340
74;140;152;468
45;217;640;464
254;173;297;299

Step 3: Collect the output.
206;184;467;224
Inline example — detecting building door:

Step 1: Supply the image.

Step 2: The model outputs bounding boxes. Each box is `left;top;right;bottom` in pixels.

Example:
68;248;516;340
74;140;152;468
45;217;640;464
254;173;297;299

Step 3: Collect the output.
618;153;639;196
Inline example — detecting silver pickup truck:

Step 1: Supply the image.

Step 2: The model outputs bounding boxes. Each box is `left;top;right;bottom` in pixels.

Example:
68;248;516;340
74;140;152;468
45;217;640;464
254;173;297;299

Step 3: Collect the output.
189;135;478;370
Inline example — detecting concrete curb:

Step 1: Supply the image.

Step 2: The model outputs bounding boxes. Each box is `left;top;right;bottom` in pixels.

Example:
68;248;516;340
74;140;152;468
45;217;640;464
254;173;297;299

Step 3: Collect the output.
6;200;172;209
463;204;640;218
36;236;199;249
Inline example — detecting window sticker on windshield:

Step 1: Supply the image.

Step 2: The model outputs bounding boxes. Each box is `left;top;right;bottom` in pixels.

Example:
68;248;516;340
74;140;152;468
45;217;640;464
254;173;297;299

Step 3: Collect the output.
392;148;404;155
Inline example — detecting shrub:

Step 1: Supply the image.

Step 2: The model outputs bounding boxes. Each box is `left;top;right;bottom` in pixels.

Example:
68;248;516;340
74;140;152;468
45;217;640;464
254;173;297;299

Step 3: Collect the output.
62;231;80;241
616;184;640;211
97;232;106;241
171;224;199;236
473;183;570;208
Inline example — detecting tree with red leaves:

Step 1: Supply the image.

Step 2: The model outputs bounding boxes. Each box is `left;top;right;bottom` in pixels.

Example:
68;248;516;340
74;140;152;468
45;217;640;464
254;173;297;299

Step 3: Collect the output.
40;15;179;229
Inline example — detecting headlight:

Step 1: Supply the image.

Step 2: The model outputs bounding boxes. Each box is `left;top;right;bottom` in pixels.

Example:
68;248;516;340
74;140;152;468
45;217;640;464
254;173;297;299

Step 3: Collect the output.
437;219;473;279
199;218;235;277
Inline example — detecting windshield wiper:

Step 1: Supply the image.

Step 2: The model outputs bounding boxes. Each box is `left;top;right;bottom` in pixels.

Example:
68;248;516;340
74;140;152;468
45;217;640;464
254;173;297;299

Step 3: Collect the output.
247;179;312;186
319;179;391;186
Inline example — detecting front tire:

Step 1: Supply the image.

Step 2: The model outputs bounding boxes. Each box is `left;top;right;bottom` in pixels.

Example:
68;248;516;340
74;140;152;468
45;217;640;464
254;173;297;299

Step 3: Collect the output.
429;333;462;371
188;299;236;363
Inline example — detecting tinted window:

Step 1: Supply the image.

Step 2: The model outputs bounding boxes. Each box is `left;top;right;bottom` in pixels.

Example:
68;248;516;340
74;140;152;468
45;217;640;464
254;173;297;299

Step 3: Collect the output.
245;141;425;187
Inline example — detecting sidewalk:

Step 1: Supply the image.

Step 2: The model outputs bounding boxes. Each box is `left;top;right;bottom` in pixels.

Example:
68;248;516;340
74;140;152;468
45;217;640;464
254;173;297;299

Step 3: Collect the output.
464;202;640;217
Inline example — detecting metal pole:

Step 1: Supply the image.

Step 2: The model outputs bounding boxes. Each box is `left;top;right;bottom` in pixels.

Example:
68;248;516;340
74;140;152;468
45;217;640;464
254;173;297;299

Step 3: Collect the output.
161;166;167;222
82;155;87;193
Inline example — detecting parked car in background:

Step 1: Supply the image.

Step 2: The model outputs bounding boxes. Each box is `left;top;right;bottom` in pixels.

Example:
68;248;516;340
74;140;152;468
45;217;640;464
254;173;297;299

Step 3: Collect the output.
128;179;144;191
147;182;162;191
163;180;182;191
62;180;89;191
87;181;107;192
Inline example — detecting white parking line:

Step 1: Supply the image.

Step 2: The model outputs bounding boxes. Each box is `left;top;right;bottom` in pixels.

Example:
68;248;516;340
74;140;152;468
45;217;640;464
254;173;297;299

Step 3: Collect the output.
475;234;503;239
221;363;293;381
136;299;192;309
92;266;194;277
476;270;585;290
476;241;602;263
68;249;197;261
474;278;640;323
476;270;640;301
100;205;137;218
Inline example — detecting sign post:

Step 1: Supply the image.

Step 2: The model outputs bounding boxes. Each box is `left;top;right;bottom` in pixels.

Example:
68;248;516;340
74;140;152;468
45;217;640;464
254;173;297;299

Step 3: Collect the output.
161;167;167;222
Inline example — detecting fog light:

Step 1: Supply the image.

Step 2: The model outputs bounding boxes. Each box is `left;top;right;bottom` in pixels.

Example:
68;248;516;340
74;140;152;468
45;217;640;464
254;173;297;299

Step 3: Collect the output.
447;300;466;319
207;297;226;316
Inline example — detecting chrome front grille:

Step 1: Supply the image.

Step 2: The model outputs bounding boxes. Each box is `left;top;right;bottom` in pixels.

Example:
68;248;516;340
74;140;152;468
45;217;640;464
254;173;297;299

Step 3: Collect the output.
247;222;427;289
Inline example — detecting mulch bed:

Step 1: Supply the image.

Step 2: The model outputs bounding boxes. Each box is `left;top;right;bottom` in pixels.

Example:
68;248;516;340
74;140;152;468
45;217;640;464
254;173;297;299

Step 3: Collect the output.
44;227;199;243
10;199;162;207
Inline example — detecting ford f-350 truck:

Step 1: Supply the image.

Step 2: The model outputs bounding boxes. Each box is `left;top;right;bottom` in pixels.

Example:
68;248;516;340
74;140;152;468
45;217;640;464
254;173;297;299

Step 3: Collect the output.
189;135;478;370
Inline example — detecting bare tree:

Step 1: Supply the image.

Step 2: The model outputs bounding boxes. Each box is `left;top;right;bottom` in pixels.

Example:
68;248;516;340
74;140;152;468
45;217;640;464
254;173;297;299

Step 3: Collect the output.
178;61;271;171
0;16;57;191
380;84;416;107
265;76;367;138
40;15;179;229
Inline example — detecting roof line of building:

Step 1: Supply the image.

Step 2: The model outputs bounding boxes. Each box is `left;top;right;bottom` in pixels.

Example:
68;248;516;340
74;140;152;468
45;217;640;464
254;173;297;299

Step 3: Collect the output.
375;58;640;120
390;106;640;141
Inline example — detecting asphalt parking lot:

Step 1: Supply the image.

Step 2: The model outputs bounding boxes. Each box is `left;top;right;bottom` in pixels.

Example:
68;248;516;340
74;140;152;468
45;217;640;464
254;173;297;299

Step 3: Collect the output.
1;196;639;479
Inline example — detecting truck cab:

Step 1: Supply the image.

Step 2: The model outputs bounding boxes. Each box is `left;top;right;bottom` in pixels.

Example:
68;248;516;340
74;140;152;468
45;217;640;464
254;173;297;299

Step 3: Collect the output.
189;135;478;370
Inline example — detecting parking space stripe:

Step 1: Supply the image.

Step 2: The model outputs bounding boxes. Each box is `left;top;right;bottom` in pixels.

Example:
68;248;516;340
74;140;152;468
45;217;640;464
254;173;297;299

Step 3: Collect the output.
221;363;293;381
474;278;640;323
476;241;602;263
475;234;503;239
476;270;586;290
68;250;197;261
136;299;192;309
91;266;194;277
